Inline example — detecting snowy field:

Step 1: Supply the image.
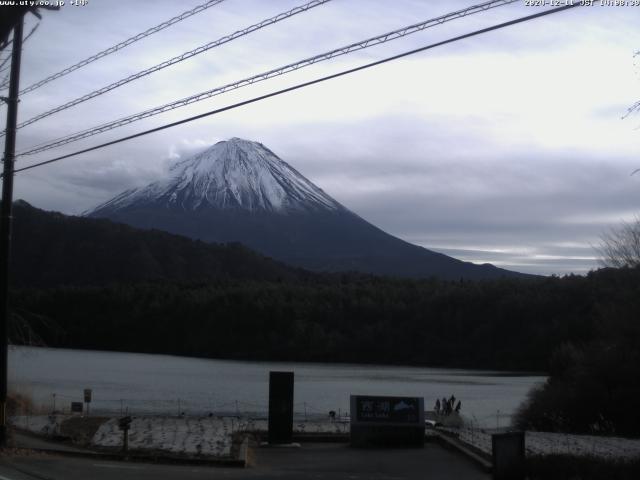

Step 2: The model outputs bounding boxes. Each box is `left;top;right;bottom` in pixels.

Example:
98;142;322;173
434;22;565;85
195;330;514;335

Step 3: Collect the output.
11;414;66;437
93;417;237;457
91;417;349;457
445;427;640;461
11;415;349;458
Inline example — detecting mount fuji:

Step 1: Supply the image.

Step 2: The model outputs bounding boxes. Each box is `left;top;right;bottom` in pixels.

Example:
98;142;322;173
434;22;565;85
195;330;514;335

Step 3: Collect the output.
87;138;522;280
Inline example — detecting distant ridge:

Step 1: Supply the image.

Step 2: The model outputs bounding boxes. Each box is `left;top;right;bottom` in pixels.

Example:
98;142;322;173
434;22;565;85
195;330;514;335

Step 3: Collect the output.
87;138;528;280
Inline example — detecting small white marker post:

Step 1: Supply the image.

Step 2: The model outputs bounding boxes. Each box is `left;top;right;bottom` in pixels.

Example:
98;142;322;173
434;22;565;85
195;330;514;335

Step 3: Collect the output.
84;388;92;416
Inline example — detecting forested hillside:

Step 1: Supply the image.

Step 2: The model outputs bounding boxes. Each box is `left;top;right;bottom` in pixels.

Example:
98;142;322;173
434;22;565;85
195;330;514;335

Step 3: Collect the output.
12;267;640;372
11;200;304;287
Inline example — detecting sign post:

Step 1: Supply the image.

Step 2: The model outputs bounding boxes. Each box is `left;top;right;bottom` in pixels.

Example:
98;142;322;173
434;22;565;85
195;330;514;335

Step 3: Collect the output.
119;416;132;453
350;395;425;447
84;388;92;416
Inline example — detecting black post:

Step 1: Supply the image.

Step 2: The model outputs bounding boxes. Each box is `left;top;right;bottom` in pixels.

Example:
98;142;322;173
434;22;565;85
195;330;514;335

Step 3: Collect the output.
0;17;24;447
118;416;132;453
268;371;294;445
122;428;129;453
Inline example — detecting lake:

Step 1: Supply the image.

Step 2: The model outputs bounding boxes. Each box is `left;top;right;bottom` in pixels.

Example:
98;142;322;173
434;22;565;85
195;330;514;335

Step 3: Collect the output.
9;346;545;427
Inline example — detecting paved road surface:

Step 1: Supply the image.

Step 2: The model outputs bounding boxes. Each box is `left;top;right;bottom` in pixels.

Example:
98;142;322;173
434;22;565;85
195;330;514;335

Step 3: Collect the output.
0;442;489;480
11;432;90;453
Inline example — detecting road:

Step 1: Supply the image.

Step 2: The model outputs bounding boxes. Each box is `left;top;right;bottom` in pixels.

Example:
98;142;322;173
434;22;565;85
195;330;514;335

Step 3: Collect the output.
11;432;90;453
0;442;489;480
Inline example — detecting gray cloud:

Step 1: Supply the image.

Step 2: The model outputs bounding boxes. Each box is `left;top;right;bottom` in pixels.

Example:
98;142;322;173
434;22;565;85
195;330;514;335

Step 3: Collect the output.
7;0;640;276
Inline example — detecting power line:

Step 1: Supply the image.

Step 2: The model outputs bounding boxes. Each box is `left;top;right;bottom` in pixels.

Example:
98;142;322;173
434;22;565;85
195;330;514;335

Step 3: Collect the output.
10;3;580;176
0;56;12;74
22;21;39;43
0;23;38;79
0;23;39;92
15;0;516;152
19;0;228;95
13;0;333;131
16;0;520;156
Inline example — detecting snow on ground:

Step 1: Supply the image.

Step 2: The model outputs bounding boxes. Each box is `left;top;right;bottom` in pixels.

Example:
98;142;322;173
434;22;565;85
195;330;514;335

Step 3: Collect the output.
15;415;640;461
92;416;236;457
525;432;640;459
444;427;640;460
11;415;64;436
240;418;349;435
293;420;350;434
91;416;350;457
11;415;350;458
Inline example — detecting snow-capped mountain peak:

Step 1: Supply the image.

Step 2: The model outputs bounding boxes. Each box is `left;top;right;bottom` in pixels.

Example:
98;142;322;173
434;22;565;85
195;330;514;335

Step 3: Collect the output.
85;138;525;280
88;138;342;214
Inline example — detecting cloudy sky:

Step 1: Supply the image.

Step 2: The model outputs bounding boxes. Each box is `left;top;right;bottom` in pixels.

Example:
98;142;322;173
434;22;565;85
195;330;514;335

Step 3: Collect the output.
3;0;640;275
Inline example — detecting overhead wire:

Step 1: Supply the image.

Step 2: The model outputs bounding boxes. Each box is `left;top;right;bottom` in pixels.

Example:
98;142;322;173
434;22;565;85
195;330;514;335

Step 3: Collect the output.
0;56;12;74
9;3;581;176
0;22;39;90
12;0;333;131
22;22;40;44
16;0;520;156
19;0;228;95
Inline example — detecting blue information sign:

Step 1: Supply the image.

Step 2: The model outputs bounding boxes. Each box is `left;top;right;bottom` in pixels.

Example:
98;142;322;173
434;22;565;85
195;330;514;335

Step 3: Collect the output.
350;395;425;447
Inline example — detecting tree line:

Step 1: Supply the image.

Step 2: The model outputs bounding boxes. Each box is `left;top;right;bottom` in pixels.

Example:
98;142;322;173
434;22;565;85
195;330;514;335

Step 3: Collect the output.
11;266;639;373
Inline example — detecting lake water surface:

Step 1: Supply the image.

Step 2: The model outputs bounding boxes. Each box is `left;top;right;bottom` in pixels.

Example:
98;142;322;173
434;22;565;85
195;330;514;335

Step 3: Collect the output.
9;346;545;427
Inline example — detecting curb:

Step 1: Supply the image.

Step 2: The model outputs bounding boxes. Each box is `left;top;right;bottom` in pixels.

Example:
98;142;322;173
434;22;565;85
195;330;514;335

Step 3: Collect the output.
14;446;247;467
292;433;349;443
433;430;492;473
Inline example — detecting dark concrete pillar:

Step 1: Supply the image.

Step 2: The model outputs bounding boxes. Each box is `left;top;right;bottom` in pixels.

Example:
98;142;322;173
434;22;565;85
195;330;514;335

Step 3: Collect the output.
268;371;294;444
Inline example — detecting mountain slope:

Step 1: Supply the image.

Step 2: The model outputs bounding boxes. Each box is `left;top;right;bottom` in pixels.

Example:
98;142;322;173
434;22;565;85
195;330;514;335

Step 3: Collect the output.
93;138;341;214
11;200;303;288
87;138;526;280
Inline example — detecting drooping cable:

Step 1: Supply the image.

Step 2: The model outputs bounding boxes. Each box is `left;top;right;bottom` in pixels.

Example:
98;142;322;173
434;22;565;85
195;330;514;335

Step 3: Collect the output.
17;0;520;156
0;22;40;90
12;0;332;131
10;3;580;176
19;0;228;95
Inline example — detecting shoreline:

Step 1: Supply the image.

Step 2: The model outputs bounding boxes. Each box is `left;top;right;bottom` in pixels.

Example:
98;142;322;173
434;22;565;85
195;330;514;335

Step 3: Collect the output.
9;344;547;375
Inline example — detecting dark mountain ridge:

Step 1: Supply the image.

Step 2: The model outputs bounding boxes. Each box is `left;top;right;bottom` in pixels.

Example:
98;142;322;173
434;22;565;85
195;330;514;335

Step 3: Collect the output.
10;200;304;288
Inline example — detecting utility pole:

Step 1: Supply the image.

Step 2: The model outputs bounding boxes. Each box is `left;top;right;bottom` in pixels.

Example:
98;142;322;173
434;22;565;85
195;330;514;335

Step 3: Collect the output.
0;16;24;447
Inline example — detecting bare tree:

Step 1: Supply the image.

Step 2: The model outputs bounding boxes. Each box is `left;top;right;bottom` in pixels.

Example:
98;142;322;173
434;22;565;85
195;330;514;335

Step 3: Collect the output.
597;217;640;268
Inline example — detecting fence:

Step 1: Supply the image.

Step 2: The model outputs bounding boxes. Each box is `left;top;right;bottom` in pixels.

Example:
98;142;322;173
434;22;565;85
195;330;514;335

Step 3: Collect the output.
25;392;351;423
